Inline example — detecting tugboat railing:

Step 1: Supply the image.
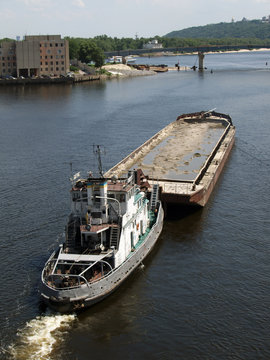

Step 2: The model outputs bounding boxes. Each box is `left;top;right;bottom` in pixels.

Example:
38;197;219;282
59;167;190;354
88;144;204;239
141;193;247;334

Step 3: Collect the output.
43;259;114;290
44;273;89;290
79;260;113;277
45;269;116;290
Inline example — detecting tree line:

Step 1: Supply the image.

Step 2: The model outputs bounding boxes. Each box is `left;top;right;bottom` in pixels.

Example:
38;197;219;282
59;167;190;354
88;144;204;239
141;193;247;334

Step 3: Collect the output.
66;35;270;65
1;29;270;68
165;20;270;40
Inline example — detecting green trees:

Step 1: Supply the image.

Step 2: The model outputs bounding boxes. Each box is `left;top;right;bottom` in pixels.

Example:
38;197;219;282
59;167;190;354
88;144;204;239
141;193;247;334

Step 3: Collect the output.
67;37;80;59
91;47;105;68
164;20;270;40
78;40;95;63
61;20;270;66
64;30;270;65
66;38;105;67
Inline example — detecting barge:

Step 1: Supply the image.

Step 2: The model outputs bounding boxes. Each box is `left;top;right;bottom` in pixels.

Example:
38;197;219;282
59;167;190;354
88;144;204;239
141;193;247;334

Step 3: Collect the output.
105;111;235;208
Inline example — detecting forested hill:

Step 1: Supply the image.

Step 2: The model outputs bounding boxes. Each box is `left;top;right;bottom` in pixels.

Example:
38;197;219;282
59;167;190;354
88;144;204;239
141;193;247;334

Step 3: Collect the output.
165;20;270;39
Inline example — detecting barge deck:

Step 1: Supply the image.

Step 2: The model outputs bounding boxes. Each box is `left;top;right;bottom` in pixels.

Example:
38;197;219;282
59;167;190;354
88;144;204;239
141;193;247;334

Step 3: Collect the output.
105;111;235;208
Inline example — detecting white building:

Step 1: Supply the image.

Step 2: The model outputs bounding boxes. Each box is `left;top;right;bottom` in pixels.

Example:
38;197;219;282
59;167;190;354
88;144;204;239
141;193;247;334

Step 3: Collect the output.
143;40;163;50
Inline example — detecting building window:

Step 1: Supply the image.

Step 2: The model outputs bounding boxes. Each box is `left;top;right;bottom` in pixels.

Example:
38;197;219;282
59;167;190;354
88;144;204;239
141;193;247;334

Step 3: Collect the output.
13;62;16;66
61;43;63;47
56;67;59;71
40;62;42;65
50;43;52;47
2;63;5;67
61;55;64;58
45;61;48;65
45;55;47;59
58;50;62;54
61;67;64;71
51;67;53;71
45;68;48;71
61;61;64;65
50;61;53;65
47;50;51;54
7;57;10;61
2;57;5;60
56;43;58;47
56;61;58;65
50;55;53;59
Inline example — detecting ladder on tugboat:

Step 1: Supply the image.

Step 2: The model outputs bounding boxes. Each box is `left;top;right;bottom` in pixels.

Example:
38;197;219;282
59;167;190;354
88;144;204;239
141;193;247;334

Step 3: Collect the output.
65;220;77;250
110;226;120;249
150;184;159;211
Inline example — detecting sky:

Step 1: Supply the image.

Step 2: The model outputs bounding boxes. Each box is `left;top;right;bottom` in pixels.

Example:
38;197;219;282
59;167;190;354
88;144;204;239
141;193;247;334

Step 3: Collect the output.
1;0;270;39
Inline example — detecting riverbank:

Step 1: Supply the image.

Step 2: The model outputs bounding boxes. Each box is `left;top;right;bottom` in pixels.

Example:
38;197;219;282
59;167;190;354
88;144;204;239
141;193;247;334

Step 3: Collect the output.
0;74;100;86
101;64;156;77
140;47;270;57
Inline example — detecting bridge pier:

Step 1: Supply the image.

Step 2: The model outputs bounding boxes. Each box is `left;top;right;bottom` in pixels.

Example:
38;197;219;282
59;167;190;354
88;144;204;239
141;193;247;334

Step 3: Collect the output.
198;52;205;71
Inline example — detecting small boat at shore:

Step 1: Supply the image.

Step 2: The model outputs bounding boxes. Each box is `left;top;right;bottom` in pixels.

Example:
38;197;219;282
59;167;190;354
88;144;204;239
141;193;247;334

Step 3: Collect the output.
40;150;163;312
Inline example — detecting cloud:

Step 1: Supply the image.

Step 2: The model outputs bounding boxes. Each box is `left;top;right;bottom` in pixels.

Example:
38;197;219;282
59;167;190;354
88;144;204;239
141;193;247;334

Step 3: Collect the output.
17;0;52;12
72;0;85;7
21;0;51;6
0;9;16;19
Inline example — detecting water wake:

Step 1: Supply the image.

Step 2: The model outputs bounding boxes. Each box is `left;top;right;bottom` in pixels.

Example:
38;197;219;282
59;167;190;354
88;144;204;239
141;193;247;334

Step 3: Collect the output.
6;312;76;360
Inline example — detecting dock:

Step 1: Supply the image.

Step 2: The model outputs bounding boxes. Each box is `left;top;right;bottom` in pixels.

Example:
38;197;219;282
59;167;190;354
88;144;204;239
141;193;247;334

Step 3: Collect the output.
105;111;235;208
0;74;100;86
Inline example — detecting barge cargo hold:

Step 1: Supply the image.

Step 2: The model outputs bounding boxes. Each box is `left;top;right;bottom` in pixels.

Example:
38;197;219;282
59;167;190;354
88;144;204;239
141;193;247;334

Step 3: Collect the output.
105;111;235;208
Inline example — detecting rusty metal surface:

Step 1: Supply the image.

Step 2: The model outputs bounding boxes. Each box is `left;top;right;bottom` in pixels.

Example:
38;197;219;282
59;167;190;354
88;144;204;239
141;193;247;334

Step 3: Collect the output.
105;112;235;207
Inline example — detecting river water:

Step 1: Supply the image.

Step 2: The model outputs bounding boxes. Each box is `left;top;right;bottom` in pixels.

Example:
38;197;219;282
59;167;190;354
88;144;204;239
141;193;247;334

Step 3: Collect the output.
0;51;270;360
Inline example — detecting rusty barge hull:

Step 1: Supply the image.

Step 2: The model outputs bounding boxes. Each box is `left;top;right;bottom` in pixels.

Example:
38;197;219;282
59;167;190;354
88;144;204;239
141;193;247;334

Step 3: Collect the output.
105;111;235;208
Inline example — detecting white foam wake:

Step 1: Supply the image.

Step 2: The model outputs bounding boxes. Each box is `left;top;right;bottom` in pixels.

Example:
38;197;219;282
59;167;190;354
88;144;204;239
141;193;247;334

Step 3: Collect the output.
8;312;76;360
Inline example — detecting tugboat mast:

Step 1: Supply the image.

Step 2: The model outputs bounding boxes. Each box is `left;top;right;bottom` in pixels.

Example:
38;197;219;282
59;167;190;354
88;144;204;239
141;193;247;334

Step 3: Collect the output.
93;145;105;177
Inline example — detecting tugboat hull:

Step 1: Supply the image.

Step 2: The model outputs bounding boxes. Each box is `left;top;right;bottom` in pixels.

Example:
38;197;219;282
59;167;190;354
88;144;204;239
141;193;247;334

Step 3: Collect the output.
40;204;164;312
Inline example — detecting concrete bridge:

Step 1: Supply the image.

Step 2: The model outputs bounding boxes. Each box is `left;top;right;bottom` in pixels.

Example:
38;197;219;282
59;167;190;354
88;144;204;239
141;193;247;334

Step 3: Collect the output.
105;44;270;57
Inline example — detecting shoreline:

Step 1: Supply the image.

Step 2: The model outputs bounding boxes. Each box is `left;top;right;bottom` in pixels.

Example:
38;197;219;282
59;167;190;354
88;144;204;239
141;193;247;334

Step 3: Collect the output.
101;64;157;78
1;48;269;85
139;47;270;57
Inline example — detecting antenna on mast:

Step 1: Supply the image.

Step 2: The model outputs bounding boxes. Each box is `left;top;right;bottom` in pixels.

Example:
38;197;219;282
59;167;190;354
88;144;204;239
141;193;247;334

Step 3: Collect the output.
93;145;105;177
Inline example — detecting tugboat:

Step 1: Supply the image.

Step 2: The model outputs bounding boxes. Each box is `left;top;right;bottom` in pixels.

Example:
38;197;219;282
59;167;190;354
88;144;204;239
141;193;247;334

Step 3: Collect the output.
40;146;164;312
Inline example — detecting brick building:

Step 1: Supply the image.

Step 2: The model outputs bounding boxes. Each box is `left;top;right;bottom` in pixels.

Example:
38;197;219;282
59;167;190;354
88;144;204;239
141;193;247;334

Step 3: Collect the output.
0;41;17;77
0;35;69;78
